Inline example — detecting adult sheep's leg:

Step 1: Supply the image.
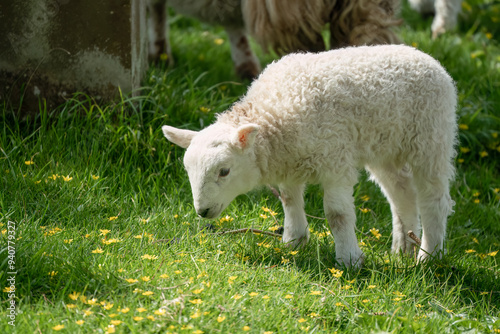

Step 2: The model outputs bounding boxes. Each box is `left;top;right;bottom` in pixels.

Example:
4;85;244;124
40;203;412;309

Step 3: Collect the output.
225;27;261;80
147;0;173;65
323;184;364;268
279;183;310;248
431;0;462;39
366;163;420;254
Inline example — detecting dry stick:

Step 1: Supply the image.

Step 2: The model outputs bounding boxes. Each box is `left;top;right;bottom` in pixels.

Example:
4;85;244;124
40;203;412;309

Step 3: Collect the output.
407;230;422;246
215;228;282;238
408;230;422;260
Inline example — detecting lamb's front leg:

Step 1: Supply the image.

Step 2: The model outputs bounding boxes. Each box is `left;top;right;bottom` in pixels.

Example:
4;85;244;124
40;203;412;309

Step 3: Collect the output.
279;183;310;248
323;185;364;268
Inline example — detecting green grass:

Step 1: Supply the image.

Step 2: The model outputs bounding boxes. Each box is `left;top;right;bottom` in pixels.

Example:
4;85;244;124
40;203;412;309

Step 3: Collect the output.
1;1;500;333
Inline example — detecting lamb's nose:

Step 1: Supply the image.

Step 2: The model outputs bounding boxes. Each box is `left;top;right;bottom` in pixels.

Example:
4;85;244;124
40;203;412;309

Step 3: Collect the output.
198;208;210;218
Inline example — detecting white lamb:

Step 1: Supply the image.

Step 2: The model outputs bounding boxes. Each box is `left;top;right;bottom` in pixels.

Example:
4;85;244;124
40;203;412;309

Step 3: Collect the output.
162;45;458;268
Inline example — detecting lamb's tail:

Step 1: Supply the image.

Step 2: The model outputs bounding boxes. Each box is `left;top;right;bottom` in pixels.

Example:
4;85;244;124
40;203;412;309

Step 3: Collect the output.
329;0;402;48
242;0;401;55
242;0;330;55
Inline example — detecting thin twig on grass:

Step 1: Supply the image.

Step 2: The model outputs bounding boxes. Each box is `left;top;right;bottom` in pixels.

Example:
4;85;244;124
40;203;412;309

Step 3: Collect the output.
407;230;422;246
214;228;282;238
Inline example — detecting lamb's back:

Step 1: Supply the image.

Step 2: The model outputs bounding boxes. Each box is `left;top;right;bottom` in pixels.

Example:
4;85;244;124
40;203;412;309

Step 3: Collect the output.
219;45;457;182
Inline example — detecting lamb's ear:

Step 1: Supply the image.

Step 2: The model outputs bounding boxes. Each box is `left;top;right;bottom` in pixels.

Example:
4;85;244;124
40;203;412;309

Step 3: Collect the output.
232;124;259;151
162;125;198;149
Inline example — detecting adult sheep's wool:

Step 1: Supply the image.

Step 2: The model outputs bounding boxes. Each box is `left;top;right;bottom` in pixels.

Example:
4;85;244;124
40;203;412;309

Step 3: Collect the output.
163;45;458;268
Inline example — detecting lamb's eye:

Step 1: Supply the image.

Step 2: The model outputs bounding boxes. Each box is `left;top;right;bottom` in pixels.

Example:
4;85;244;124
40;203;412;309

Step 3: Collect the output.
219;168;230;177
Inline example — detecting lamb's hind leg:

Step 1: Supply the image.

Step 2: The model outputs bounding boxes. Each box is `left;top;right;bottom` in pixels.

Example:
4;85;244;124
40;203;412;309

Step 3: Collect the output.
323;183;364;268
279;183;310;248
366;163;420;254
414;170;454;261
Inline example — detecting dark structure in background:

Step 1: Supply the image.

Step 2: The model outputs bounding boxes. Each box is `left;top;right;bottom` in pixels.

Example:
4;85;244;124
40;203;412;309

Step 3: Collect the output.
0;0;148;117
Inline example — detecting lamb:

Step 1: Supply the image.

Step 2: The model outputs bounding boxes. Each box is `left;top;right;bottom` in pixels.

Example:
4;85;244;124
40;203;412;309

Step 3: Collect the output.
162;45;458;268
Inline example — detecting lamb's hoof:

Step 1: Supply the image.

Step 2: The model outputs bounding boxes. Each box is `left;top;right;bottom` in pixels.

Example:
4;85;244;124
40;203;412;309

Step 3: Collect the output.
391;242;417;256
200;223;217;232
282;232;310;249
336;252;365;269
416;248;444;263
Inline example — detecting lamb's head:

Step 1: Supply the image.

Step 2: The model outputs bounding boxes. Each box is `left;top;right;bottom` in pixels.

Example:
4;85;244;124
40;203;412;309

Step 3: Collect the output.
162;123;261;219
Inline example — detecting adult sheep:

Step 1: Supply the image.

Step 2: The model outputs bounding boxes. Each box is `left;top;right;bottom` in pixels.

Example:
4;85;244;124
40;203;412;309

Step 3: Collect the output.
162;45;458;268
148;0;401;80
408;0;462;39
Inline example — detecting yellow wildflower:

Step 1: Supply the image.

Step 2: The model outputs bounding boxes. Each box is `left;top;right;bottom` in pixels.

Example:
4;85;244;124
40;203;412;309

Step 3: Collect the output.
154;308;167;316
103;304;114;310
329;268;343;278
52;325;64;331
125;278;138;283
87;298;98;305
370;228;382;239
189;299;203;305
69;291;81;300
100;229;111;236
